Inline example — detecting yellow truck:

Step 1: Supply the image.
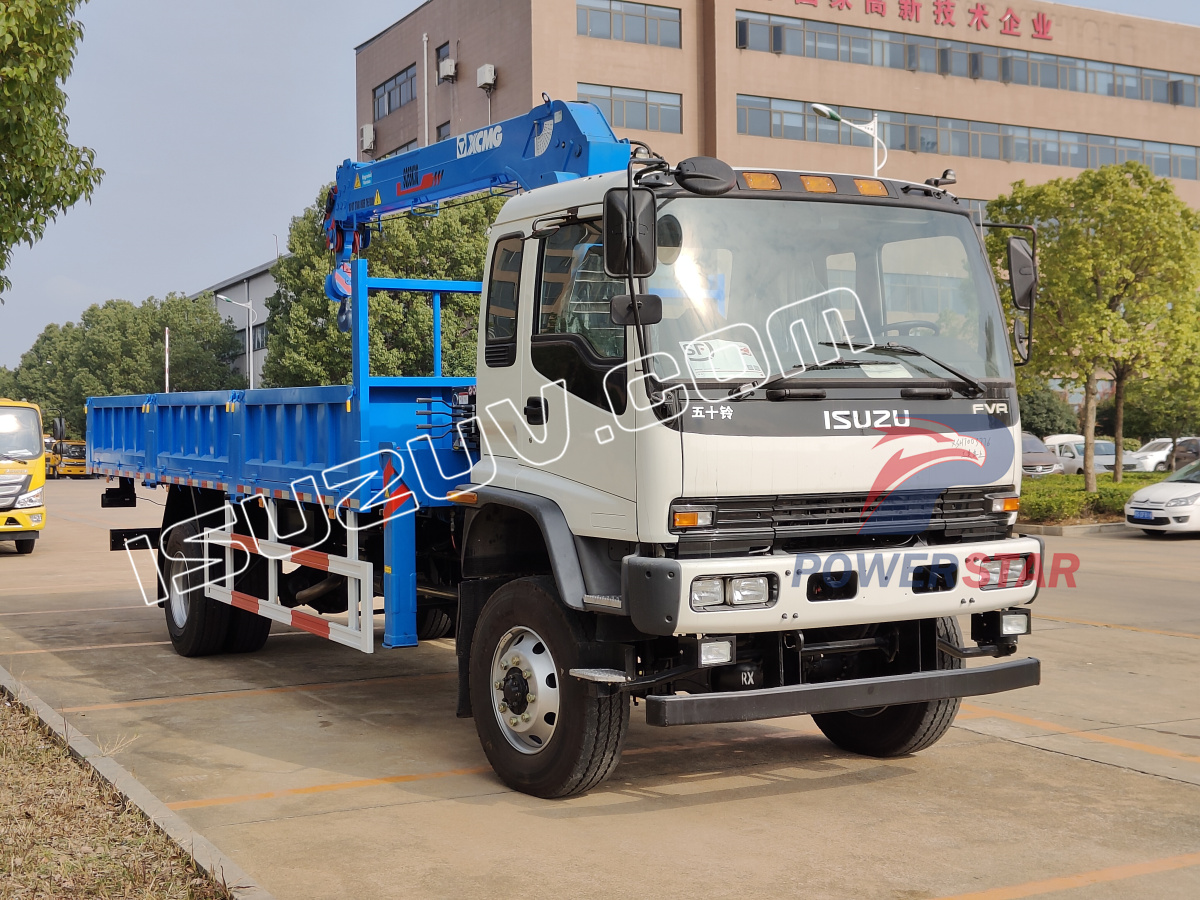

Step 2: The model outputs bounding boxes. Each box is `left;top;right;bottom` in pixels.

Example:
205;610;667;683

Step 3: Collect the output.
0;400;47;554
51;439;88;478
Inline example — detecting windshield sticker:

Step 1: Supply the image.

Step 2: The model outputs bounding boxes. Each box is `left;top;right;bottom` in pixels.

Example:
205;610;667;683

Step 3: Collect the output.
861;363;913;379
682;340;765;380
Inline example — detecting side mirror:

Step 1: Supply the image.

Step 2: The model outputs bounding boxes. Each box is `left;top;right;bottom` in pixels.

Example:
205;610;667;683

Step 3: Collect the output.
1007;236;1037;311
603;187;657;278
51;417;66;441
610;294;663;326
1013;313;1031;363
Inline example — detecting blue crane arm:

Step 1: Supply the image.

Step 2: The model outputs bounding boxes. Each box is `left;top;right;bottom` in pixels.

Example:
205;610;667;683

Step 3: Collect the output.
323;98;631;304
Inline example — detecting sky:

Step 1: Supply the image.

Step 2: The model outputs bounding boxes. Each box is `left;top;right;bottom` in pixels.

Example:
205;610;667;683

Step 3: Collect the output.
2;0;1199;367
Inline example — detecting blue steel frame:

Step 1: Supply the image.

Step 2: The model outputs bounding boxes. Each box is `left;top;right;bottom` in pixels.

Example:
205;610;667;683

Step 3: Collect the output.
349;261;482;648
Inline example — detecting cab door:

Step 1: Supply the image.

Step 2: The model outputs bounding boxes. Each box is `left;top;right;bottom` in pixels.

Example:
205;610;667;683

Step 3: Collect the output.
515;220;637;539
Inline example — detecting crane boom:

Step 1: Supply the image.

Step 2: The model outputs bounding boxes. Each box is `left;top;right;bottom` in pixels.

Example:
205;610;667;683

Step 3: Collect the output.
323;98;631;305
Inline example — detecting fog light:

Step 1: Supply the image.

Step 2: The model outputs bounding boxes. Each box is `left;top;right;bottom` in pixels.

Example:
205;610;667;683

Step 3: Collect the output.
1000;609;1031;635
29;514;43;525
699;639;734;667
690;577;725;610
728;575;770;606
980;556;1027;589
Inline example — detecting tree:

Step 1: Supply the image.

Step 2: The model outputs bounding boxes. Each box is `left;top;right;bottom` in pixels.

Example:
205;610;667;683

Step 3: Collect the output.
0;0;103;297
988;163;1200;490
7;294;243;436
1018;383;1077;438
263;187;505;387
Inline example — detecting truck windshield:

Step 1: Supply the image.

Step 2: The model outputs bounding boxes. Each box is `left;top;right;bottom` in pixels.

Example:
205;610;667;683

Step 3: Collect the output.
644;197;1012;385
0;408;42;459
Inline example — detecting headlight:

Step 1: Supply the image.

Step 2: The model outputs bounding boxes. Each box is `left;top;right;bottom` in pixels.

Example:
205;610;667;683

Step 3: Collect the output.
690;577;726;609
1165;493;1200;508
728;576;770;606
15;488;43;509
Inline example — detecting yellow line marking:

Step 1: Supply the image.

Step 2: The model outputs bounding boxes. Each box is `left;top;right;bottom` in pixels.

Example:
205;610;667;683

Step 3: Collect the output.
61;672;454;713
960;703;1200;765
167;766;491;810
1034;613;1200;641
936;850;1200;899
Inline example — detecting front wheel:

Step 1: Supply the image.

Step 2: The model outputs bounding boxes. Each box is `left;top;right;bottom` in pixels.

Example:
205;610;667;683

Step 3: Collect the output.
813;616;963;757
14;539;35;555
469;577;628;798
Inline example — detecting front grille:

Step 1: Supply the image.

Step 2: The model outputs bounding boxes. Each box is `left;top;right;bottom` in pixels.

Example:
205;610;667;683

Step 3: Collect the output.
1127;514;1170;526
0;474;31;511
675;487;1011;557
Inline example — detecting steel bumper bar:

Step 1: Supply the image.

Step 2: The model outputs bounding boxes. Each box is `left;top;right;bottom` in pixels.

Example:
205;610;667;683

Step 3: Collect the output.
644;657;1040;727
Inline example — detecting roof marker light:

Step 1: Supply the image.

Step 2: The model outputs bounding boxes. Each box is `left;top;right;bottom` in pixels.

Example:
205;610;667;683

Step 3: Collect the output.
854;179;888;197
800;175;837;194
743;172;781;190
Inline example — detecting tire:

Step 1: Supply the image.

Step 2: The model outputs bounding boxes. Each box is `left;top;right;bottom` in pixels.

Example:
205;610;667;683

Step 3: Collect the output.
1155;462;1168;472
14;539;35;555
163;520;231;657
417;607;454;641
469;577;628;798
224;607;272;653
1142;529;1166;537
813;616;964;757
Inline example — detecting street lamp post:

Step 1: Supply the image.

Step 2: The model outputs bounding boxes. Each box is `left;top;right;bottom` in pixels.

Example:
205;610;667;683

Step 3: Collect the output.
216;293;257;390
812;104;888;178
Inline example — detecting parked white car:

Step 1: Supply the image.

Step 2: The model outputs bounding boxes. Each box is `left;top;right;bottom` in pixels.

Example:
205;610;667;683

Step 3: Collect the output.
1043;434;1133;474
1124;460;1200;534
1124;438;1194;473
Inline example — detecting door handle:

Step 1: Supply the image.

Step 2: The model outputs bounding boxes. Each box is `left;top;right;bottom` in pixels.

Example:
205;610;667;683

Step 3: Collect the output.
523;396;548;426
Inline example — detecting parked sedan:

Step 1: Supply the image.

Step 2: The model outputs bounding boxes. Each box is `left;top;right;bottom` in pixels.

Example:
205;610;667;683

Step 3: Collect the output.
1125;459;1200;534
1174;437;1200;471
1124;438;1185;473
1044;435;1125;474
1022;432;1063;478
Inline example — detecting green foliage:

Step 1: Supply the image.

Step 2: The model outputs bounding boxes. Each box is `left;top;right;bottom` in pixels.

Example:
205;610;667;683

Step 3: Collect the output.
987;162;1200;485
1017;383;1077;437
263;188;506;387
1018;472;1163;523
0;0;103;296
5;294;243;436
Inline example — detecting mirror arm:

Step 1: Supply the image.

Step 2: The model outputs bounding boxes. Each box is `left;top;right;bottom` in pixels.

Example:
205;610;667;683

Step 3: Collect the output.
623;156;664;393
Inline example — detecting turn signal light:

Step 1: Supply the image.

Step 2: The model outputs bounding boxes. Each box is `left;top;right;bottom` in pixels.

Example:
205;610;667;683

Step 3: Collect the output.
991;496;1020;513
673;510;714;528
854;179;889;197
800;175;837;194
743;172;781;190
449;491;478;505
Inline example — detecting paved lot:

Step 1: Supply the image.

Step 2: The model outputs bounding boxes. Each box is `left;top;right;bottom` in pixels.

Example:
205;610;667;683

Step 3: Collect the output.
2;478;1199;899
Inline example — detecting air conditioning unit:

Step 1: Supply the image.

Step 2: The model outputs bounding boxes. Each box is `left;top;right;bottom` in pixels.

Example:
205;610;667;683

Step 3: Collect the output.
477;63;496;90
438;56;457;82
360;123;375;153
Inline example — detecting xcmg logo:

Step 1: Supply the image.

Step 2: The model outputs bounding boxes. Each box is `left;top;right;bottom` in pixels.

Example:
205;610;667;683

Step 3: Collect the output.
457;124;503;159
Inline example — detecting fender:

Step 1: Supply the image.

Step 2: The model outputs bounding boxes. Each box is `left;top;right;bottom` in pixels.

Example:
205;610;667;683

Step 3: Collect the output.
461;486;588;610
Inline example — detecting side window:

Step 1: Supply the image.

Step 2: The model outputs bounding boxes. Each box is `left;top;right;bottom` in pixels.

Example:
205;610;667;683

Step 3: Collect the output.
536;221;626;358
532;221;628;412
484;236;524;367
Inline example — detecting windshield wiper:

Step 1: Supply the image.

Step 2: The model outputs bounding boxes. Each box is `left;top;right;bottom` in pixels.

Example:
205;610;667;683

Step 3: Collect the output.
730;359;894;399
0;452;29;464
817;341;987;398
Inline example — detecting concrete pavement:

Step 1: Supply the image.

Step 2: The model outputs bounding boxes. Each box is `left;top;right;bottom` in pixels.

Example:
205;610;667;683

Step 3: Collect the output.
2;478;1198;899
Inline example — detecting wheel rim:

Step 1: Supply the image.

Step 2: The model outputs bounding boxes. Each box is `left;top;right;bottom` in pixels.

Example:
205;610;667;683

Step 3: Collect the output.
168;558;191;629
489;626;561;755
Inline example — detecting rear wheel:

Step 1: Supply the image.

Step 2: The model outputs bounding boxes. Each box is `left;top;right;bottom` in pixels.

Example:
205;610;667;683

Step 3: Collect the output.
14;539;35;555
1155;462;1169;472
416;607;454;641
813;616;963;757
163;521;231;657
469;577;628;798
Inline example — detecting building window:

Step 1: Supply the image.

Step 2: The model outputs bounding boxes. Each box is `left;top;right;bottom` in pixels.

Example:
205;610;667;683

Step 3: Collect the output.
252;323;268;352
735;94;1200;180
374;64;417;120
436;121;452;142
381;139;418;159
733;10;1200;110
436;42;451;84
577;2;680;48
578;83;681;133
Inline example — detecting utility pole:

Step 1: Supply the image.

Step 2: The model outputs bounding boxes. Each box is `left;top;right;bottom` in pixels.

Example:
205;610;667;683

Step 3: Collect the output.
164;327;170;393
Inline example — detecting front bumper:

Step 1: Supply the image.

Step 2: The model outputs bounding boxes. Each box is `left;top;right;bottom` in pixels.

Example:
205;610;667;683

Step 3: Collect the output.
624;537;1042;636
645;656;1040;726
1125;505;1198;532
0;508;45;533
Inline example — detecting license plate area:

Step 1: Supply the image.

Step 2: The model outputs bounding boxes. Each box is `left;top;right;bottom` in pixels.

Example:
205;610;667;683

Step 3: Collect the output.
1133;509;1154;521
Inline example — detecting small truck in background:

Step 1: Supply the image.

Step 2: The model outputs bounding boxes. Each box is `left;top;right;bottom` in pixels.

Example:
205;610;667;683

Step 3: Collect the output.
89;98;1043;797
0;399;48;555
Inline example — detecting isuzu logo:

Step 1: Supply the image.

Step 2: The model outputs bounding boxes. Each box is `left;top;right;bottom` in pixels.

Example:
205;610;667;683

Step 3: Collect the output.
824;409;912;430
457;124;503;159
